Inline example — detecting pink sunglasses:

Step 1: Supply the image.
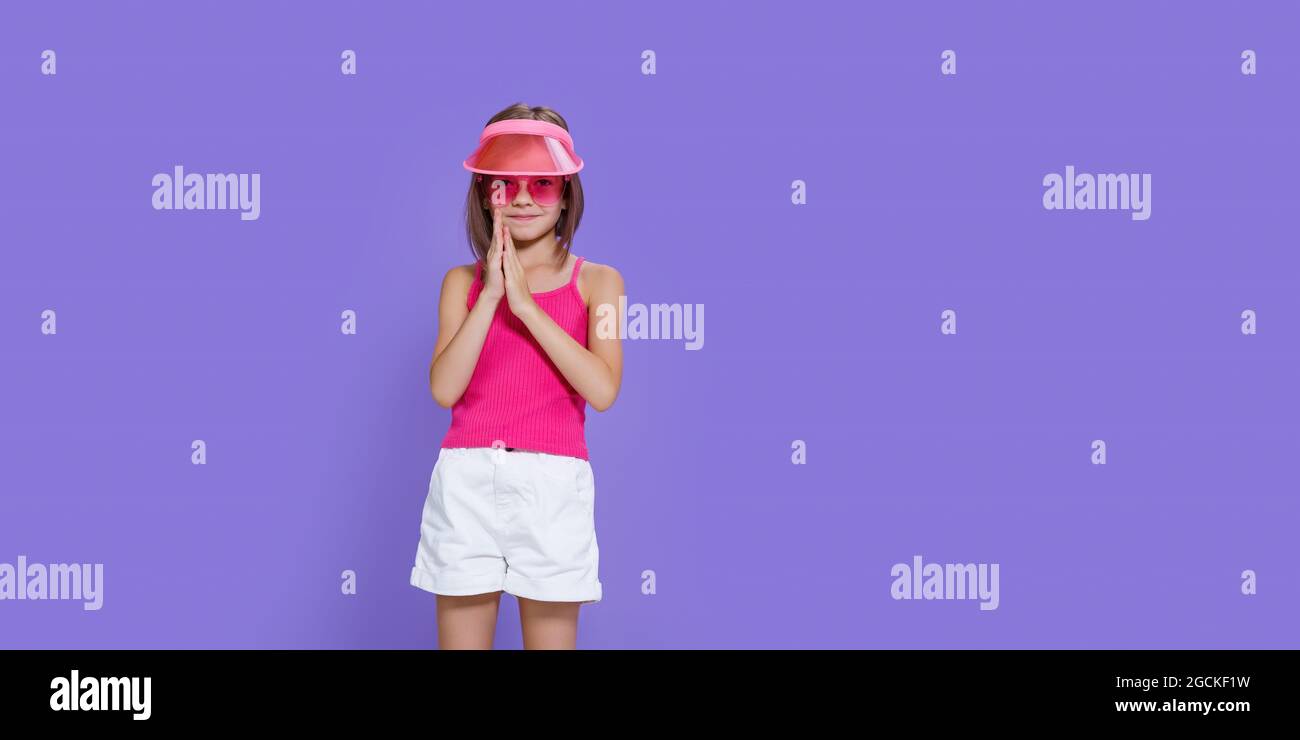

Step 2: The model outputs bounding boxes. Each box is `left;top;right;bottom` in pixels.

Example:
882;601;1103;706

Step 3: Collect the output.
476;174;570;208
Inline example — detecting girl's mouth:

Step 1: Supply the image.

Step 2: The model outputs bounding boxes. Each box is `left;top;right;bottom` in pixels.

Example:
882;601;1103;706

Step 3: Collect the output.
508;215;540;221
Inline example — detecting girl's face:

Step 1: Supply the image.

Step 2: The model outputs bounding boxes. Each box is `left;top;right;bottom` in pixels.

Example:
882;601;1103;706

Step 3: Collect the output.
480;176;565;239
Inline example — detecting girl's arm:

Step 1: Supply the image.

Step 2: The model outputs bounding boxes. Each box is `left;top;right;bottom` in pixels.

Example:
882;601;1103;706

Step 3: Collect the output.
504;240;625;412
429;211;509;407
428;266;499;407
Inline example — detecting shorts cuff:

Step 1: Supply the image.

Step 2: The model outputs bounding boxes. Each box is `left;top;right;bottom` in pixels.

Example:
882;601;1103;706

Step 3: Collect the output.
503;572;602;605
410;566;505;597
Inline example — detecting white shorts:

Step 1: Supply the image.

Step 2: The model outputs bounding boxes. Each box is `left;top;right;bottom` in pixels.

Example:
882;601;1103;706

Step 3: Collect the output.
410;446;602;605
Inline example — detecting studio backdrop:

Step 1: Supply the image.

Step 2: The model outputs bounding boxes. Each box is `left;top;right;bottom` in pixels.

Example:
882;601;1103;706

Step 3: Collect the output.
1;1;1297;648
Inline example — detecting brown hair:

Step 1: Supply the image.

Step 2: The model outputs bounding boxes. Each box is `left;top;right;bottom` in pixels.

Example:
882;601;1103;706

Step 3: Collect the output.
463;103;585;266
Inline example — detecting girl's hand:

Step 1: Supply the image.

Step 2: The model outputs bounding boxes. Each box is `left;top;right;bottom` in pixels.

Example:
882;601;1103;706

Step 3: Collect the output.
479;207;506;303
501;220;540;319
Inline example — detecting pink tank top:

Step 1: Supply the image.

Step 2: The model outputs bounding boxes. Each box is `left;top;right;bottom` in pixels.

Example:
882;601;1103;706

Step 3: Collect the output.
440;255;590;460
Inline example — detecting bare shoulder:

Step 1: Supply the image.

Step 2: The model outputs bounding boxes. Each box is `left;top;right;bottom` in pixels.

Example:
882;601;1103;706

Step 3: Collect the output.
440;262;478;297
577;259;625;303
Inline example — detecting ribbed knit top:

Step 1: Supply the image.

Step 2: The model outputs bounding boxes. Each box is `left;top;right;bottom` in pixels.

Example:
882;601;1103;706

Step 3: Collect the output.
440;255;590;460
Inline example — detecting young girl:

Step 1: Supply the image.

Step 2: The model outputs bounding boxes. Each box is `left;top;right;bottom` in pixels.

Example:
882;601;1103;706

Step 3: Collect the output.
410;105;624;650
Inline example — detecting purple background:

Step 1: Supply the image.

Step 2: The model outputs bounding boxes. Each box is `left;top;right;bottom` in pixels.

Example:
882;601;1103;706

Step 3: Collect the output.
2;1;1297;648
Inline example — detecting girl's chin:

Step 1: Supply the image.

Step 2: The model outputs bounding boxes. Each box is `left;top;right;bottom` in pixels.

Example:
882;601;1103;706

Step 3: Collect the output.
509;223;550;237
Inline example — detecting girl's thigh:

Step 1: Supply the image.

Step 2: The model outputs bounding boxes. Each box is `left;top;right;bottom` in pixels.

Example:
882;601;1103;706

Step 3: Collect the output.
516;596;581;650
436;591;504;649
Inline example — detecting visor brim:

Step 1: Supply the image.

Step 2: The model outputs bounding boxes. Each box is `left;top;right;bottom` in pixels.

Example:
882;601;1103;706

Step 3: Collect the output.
463;132;584;176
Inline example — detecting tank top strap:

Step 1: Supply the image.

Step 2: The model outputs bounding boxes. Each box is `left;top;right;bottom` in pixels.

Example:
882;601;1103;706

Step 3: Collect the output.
569;255;584;287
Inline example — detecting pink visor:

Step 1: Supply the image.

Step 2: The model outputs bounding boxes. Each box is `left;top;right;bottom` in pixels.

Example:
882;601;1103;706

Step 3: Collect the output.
462;119;584;176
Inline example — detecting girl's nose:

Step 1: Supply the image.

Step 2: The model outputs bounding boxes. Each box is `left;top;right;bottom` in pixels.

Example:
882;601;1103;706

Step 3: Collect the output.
512;185;534;205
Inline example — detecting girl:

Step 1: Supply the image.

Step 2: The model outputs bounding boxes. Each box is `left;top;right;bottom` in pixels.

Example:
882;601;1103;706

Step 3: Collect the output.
410;104;625;650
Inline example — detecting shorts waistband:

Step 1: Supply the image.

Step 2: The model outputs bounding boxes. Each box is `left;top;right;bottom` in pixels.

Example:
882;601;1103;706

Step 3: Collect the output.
440;445;587;464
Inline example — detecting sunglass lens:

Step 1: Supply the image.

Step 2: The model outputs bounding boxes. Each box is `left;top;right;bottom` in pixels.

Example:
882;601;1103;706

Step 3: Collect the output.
529;177;564;205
